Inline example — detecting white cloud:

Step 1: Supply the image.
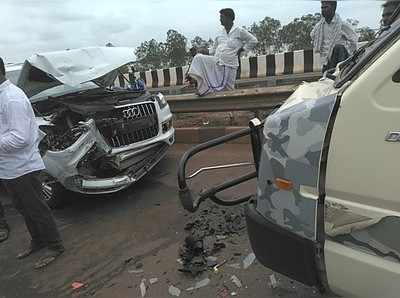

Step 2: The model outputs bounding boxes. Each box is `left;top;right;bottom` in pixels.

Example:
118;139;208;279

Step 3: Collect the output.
1;0;384;63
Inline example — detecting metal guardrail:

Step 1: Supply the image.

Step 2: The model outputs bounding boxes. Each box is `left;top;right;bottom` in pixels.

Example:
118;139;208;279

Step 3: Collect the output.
150;72;321;95
166;84;297;113
163;72;322;113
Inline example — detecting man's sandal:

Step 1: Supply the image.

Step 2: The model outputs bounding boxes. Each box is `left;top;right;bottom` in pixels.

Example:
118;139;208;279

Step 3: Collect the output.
34;247;65;269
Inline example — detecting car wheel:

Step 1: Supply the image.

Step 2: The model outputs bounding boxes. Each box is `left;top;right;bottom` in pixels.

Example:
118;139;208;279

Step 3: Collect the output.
40;175;68;209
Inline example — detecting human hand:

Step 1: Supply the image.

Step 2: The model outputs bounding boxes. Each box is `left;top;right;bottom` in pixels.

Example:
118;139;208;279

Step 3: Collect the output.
237;47;244;57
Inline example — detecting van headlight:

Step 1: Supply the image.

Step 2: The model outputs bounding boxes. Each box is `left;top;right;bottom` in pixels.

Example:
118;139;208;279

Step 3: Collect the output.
155;92;168;109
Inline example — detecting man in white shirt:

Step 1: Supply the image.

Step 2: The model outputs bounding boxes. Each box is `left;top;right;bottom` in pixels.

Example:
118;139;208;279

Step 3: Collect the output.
311;1;358;72
187;8;258;96
381;0;400;27
0;57;64;269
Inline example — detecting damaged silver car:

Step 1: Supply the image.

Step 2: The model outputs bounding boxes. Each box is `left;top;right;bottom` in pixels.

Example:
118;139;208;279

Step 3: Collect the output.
12;47;175;208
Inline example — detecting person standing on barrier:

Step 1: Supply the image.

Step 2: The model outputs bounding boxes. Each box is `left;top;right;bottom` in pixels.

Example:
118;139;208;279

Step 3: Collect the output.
381;0;400;27
311;0;358;73
187;8;258;96
0;57;65;269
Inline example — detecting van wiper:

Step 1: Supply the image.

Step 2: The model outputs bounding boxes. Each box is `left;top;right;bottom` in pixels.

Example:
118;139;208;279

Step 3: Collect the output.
337;46;367;79
350;47;366;64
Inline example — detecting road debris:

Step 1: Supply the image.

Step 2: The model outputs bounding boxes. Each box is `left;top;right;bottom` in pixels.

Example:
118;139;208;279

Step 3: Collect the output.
242;252;256;269
269;274;278;289
231;292;238;296
213;260;228;272
179;203;246;276
71;282;85;290
135;262;144;269
169;285;181;296
230;275;242;288
140;279;146;297
217;286;230;298
128;269;144;274
206;256;218;267
186;278;211;291
149;277;159;285
227;263;241;269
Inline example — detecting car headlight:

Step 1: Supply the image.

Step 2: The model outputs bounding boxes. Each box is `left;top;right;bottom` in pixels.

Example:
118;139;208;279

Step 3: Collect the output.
155;92;168;109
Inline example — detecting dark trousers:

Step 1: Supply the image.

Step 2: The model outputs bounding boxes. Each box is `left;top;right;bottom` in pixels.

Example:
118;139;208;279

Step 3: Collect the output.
2;171;63;248
323;44;350;73
0;200;7;226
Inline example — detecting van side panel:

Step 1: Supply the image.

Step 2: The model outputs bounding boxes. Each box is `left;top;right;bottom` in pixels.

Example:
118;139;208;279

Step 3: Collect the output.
325;240;400;298
325;39;400;296
257;94;336;240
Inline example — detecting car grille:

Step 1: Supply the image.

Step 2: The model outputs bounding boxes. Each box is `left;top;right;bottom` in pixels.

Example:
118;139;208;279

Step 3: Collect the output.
99;102;159;148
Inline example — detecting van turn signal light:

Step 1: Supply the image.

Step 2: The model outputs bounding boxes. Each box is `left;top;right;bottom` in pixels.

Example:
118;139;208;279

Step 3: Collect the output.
275;178;293;191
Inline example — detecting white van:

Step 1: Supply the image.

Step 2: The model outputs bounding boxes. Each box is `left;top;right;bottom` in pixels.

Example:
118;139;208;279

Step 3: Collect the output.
178;20;400;298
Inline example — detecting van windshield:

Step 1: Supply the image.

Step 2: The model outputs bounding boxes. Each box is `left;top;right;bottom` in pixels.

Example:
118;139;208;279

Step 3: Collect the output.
335;20;400;88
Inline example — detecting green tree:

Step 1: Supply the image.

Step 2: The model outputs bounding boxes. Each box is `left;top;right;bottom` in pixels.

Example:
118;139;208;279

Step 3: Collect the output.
249;17;282;54
280;13;321;51
346;18;360;28
165;29;188;67
134;39;166;71
191;36;207;48
357;26;376;42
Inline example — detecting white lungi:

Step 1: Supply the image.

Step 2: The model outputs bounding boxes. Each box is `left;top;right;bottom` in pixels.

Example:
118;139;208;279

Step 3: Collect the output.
188;54;237;96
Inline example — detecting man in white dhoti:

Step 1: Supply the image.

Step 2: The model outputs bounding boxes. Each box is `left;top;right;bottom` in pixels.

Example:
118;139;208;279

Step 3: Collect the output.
187;8;258;96
311;1;358;72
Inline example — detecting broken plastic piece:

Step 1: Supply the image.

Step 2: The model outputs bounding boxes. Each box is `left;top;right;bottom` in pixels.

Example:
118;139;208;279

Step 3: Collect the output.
213;260;227;272
227;263;241;269
231;292;238;296
269;274;278;289
128;269;144;274
169;285;181;296
71;282;85;290
140;279;146;297
149;278;159;285
206;256;218;267
216;235;227;240
217;286;230;298
242;252;256;269
230;275;242;288
186;278;211;291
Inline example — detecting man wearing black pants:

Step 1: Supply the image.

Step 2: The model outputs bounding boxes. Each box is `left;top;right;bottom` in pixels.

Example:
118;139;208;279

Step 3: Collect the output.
0;200;10;242
0;57;64;269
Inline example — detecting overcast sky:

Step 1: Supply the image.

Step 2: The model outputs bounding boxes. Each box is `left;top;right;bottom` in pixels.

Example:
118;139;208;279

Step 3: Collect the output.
2;0;385;63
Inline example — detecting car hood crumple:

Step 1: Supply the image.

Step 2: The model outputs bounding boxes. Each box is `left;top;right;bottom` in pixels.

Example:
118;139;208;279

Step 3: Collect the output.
17;47;135;98
278;77;337;112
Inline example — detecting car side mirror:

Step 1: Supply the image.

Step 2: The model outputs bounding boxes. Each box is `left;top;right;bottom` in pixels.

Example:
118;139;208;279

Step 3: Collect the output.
393;69;400;83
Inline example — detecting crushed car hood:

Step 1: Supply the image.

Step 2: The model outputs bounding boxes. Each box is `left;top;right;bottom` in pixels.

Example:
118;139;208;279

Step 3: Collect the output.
17;47;135;98
279;78;337;112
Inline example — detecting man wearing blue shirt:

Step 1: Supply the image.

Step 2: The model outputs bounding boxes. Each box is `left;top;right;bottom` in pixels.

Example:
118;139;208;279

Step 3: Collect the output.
0;57;64;269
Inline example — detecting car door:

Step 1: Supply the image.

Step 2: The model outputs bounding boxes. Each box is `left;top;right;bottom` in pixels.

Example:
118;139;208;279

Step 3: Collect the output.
324;38;400;297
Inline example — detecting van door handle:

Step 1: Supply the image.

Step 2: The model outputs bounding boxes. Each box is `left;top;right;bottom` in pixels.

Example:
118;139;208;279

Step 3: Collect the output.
393;69;400;83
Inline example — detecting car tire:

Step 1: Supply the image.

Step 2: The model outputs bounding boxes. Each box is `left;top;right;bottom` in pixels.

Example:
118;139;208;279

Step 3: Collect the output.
40;174;69;209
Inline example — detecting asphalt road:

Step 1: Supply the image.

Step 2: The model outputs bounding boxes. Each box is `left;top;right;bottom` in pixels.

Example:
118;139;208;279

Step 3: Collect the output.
0;144;321;298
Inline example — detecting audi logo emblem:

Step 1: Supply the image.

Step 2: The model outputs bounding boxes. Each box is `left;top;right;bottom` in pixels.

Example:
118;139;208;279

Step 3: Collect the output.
122;106;141;119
